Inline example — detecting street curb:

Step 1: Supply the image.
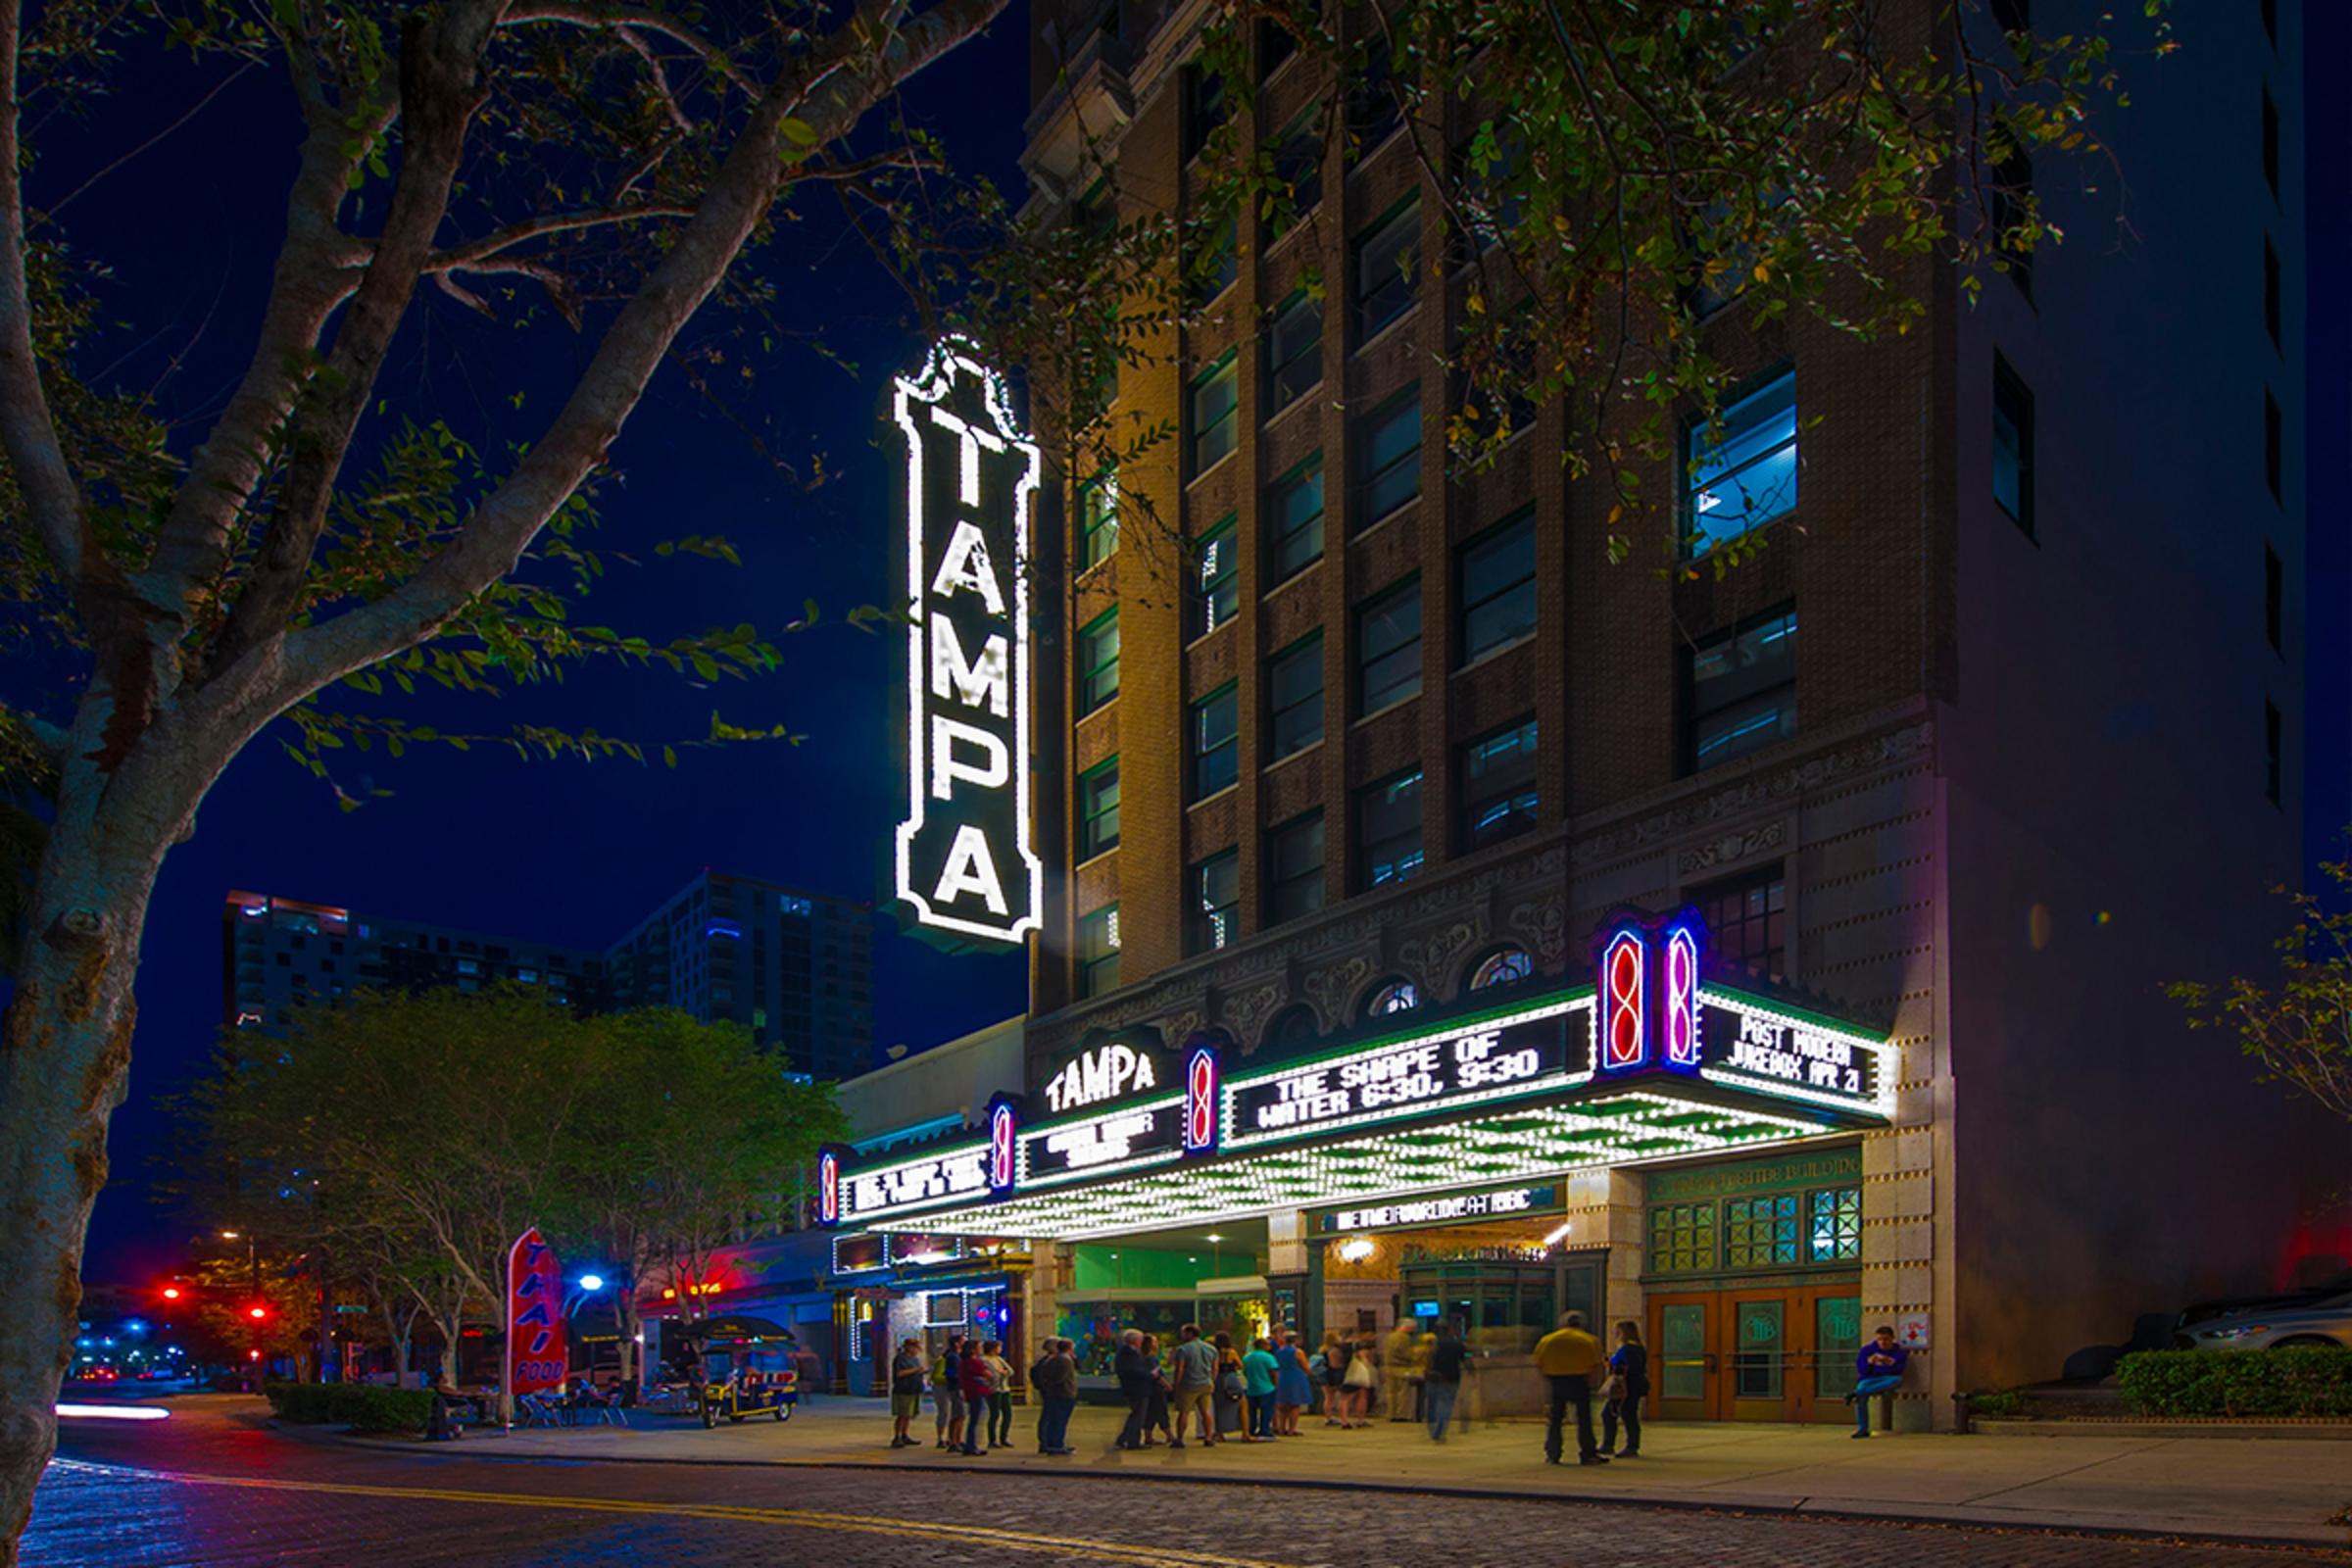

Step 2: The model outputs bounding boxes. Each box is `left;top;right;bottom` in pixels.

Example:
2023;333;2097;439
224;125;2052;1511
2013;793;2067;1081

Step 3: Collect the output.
337;1431;2352;1555
1972;1418;2352;1441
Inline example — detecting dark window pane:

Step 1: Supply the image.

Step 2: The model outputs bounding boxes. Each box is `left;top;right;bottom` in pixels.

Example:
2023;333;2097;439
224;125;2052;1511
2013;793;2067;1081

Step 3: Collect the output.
1078;906;1121;997
1458;510;1537;662
1186;65;1228;161
1357;387;1421;528
1192;517;1239;639
1356;578;1422;714
1686;607;1796;772
1268;635;1324;760
1690;863;1787;985
1079;758;1121;858
1356;768;1424;889
1460;718;1537;851
1267;811;1325;924
1194;686;1240;798
1273;111;1324;226
1267;292;1323;412
1992;357;2033;538
1078;610;1120;714
1194;850;1240;953
1269;456;1326;581
1353;196;1420;341
1191;355;1239;473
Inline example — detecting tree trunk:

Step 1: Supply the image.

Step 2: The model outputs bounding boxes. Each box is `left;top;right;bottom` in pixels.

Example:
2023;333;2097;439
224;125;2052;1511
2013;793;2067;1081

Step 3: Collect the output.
0;814;168;1565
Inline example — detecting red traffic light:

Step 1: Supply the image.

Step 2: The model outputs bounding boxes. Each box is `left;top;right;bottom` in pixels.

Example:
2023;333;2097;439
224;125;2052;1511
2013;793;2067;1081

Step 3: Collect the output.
246;1305;268;1321
160;1287;181;1301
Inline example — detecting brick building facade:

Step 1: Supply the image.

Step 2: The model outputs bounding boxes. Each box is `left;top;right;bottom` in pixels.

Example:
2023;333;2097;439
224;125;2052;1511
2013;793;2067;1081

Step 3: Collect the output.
828;0;2340;1429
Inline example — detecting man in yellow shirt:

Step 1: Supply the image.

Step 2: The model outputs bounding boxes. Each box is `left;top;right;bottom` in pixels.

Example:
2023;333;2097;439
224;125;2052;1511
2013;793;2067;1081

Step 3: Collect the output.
1532;1311;1609;1466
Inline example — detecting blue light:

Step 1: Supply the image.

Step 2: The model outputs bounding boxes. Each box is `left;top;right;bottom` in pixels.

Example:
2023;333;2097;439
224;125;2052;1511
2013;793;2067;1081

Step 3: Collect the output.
706;921;742;939
123;1320;147;1335
578;1274;606;1293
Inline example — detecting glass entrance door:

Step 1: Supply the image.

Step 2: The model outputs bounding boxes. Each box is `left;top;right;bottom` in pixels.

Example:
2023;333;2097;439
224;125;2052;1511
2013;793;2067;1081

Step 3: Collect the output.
1726;1292;1789;1420
1648;1295;1716;1420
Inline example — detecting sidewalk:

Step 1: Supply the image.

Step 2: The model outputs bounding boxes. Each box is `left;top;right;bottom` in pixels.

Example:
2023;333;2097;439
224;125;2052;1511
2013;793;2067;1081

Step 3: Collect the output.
394;1397;2352;1550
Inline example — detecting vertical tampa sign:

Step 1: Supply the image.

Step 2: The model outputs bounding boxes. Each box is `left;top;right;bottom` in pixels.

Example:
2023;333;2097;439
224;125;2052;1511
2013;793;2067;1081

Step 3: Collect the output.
893;336;1044;944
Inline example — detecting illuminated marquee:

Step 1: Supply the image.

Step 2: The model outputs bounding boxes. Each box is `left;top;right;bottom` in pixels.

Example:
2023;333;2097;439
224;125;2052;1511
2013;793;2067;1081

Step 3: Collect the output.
1700;990;1891;1115
988;1100;1018;1194
892;336;1044;944
840;1140;992;1225
1026;1102;1182;1180
1319;1184;1557;1234
1223;1000;1592;1151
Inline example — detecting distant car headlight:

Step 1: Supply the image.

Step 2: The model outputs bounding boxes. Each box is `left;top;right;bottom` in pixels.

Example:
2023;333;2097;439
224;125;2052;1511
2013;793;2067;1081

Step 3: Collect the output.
2203;1324;2270;1341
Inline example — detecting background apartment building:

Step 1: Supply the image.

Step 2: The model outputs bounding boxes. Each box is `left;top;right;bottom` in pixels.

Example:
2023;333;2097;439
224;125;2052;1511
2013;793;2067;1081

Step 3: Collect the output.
1012;0;2336;1418
224;870;875;1081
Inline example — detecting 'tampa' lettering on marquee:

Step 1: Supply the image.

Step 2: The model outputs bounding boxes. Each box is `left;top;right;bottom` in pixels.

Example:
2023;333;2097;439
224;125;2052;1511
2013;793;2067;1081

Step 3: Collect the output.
893;337;1044;944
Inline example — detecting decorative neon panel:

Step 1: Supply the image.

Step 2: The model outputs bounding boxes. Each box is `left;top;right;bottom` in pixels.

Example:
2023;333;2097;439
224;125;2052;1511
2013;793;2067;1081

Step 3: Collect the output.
1663;919;1701;1070
891;336;1044;944
1597;926;1648;1072
1184;1043;1220;1155
988;1100;1017;1194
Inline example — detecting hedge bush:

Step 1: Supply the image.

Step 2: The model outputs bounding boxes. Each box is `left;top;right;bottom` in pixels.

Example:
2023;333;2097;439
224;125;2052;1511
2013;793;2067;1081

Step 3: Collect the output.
263;1381;436;1433
2115;1348;2352;1419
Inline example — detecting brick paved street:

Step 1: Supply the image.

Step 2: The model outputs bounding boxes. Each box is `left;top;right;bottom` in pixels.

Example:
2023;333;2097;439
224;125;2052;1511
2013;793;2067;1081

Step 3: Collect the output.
20;1398;2347;1568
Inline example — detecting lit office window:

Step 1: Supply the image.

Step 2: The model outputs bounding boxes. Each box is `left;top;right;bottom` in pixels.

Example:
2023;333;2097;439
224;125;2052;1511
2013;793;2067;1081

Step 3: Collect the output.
1684;369;1797;554
1685;608;1796;772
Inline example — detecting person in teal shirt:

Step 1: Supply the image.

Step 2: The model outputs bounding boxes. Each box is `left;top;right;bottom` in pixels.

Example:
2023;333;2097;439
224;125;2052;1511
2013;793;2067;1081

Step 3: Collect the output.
1241;1337;1280;1441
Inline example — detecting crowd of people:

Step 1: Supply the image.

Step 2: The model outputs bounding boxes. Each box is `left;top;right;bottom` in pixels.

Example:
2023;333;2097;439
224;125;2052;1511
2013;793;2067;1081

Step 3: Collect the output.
883;1313;1912;1460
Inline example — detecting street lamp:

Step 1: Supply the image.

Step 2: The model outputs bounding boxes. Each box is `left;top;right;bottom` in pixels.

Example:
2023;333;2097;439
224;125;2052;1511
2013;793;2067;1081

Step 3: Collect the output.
578;1274;605;1294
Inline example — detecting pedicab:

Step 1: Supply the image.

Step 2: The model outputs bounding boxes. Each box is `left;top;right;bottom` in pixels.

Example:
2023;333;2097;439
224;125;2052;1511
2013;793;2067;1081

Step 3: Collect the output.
688;1314;801;1429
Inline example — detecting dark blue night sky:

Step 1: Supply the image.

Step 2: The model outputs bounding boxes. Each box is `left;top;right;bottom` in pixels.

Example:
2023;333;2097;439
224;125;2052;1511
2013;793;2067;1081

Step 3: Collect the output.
12;4;2347;1288
28;7;1036;1283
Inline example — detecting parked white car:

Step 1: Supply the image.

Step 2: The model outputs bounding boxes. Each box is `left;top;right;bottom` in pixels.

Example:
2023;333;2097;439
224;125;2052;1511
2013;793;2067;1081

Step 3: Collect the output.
2175;1290;2352;1350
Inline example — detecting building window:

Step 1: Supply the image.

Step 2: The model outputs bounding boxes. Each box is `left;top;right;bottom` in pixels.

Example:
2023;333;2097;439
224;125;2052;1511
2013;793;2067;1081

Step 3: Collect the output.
2267;700;2282;806
1459;718;1538;852
1193;850;1241;954
1194;683;1240;799
1809;1188;1862;1262
1992;355;2034;538
1356;384;1421;530
1684;368;1797;555
1457;117;1527;249
1190;213;1239;306
2265;389;2282;502
1190;352;1240;474
1078;757;1120;859
1264;1004;1319;1050
1725;1194;1801;1268
1457;509;1538;663
1356;767;1425;889
1990;150;2034;297
1349;24;1403;151
1355;576;1422;715
1685;606;1797;773
1267;634;1324;760
1192;516;1239;639
2265;236;2282;350
1364;977;1420;1017
1690;863;1787;985
1271;109;1323;226
1185;64;1228;162
1078;609;1120;715
1649;1202;1717;1275
1267;810;1325;924
1468;947;1533;991
1259;14;1298;79
1077;906;1121;998
1352;194;1420;343
1268;454;1326;581
2262;85;2278;200
1266;291;1322;413
2266;543;2283;653
1080;468;1118;568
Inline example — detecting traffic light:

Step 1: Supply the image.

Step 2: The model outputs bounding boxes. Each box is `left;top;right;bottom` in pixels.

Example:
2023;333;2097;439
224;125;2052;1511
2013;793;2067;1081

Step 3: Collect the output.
160;1287;181;1301
246;1304;269;1322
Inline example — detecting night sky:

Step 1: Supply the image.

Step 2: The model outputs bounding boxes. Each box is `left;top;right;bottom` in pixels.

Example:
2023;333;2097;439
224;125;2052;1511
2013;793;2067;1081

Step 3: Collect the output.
9;5;2347;1289
26;6;1036;1284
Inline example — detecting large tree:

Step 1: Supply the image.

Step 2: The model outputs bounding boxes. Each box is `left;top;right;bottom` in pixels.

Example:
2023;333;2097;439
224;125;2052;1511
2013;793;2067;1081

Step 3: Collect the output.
0;0;1004;1538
